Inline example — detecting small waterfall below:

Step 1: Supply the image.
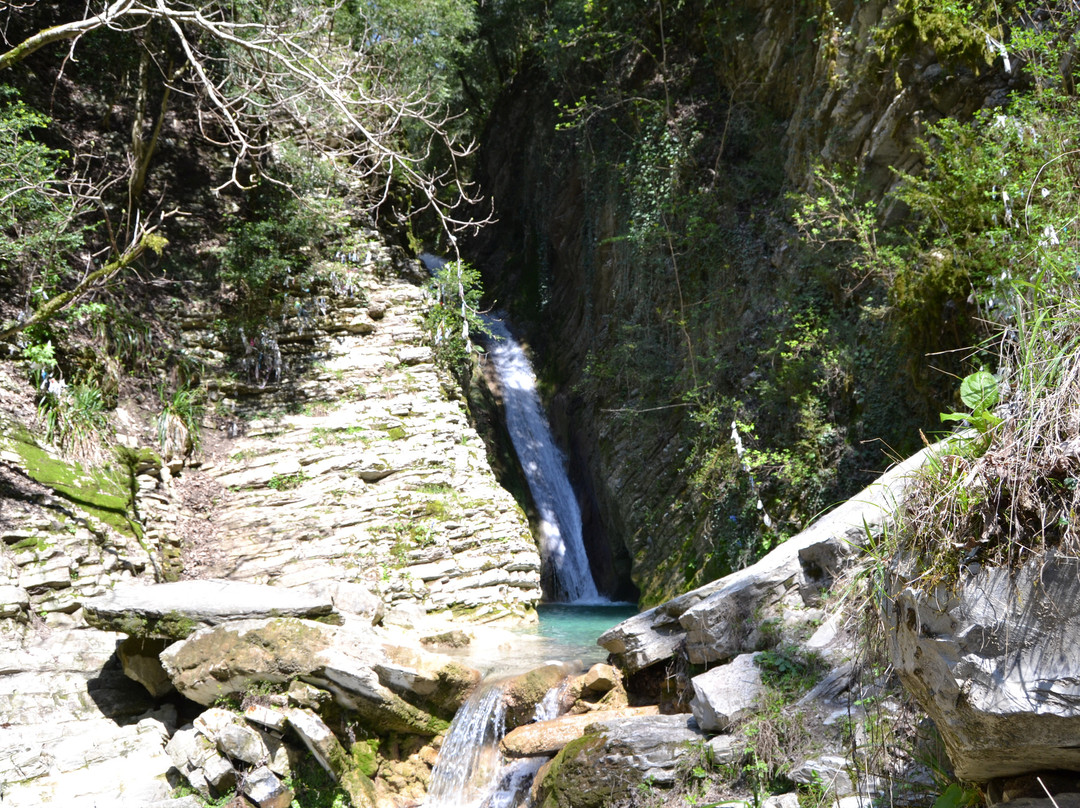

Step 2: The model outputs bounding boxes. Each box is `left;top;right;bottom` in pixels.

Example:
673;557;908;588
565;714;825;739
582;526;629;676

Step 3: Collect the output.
425;675;574;808
482;314;601;603
425;682;508;808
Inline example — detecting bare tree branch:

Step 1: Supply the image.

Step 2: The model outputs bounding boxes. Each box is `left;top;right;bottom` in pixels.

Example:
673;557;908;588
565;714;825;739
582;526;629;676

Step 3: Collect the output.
0;0;492;244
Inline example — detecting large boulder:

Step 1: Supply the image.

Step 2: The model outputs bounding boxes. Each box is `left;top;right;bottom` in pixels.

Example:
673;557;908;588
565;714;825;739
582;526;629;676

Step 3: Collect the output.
533;714;708;808
887;555;1080;780
502;663;579;729
81;580;335;639
159;617;479;735
600;443;936;672
690;653;766;732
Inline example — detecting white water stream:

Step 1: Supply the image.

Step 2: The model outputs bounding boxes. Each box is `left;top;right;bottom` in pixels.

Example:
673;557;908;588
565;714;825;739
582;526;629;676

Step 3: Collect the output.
482;314;601;603
423;307;608;807
425;674;574;808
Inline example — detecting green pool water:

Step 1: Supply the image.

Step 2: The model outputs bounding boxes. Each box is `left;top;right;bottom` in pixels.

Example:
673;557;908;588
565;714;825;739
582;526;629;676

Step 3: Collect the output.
523;602;639;667
441;602;639;676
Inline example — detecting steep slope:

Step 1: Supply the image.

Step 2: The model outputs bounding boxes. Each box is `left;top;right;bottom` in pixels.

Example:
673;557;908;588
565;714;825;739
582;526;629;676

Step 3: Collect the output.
0;235;540;805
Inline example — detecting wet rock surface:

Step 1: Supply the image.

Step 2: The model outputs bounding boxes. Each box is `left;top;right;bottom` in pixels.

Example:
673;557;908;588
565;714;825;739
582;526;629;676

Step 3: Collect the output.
500;706;661;757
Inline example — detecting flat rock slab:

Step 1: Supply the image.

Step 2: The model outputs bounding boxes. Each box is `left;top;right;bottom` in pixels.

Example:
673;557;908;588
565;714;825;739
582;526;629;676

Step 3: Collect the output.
501;706;660;756
81;580;335;638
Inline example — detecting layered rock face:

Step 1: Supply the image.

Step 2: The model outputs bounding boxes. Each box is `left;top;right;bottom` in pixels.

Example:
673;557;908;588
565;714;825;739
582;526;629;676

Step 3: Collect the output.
0;236;541;805
175;239;541;623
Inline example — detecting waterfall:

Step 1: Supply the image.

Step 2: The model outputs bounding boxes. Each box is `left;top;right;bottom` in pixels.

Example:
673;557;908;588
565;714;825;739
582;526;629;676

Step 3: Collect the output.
426;682;508;808
426;676;572;808
482;314;601;603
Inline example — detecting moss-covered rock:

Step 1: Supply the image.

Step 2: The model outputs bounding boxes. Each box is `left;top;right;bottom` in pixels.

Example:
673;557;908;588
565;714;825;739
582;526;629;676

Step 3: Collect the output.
503;662;575;729
159;617;469;736
536;734;610;808
535;714;707;808
1;421;138;539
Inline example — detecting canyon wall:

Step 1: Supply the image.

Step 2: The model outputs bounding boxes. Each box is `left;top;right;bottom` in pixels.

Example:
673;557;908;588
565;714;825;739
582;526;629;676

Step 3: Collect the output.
468;0;1018;604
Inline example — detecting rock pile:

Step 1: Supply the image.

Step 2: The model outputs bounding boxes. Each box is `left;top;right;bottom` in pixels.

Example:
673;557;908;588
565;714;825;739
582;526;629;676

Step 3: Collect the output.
91;580;478;807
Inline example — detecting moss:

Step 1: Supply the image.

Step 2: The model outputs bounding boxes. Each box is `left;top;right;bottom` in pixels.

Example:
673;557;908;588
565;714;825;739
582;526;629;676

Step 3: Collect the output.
114;613;149;636
155;611;198;639
3;422;139;539
538;733;610;808
12;535;50;553
89;609;199;639
422;661;481;719
350;739;380;778
503;664;569;728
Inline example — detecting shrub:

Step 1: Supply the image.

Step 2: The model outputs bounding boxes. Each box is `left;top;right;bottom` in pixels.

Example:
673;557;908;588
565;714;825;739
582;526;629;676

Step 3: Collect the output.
157;385;204;457
422;260;489;378
38;379;110;460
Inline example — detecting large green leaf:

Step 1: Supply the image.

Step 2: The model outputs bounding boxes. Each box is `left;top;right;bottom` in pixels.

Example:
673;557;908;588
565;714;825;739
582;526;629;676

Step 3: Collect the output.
960;371;999;411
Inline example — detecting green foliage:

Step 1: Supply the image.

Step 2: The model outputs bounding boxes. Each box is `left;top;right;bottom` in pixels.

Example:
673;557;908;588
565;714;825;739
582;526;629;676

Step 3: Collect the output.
22;340;57;386
793;166;907;298
268;471;308;491
932;782;980;808
38;379;110;458
738;691;808;808
337;0;475;110
286;752;351;808
0;86;86;302
864;1;1080;583
423;260;489;378
754;645;828;699
873;0;998;68
221;189;333;312
939;371;1001;446
158;385;204;454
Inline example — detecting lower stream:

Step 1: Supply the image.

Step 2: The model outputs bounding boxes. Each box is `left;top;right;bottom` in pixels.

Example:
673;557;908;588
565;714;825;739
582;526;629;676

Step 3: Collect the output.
425;603;637;808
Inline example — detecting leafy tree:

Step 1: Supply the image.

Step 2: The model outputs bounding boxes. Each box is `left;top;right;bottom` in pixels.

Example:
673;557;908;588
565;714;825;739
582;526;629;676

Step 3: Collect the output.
0;0;487;338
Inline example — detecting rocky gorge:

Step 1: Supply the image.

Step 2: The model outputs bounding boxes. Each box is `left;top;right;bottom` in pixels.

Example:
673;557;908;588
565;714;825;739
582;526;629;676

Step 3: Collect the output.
3;0;1080;805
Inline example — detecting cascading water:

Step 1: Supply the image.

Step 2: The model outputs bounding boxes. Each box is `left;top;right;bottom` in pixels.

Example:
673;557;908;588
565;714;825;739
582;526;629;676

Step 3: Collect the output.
482;314;601;603
425;674;575;808
425;682;508;808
